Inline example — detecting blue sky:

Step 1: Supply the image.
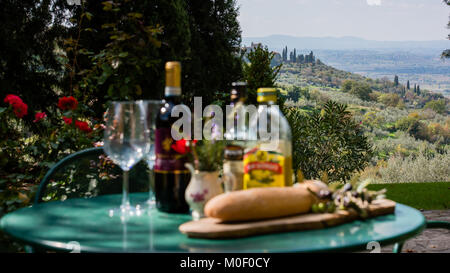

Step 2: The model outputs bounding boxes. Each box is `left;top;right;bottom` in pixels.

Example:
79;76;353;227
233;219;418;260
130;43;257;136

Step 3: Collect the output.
237;0;450;41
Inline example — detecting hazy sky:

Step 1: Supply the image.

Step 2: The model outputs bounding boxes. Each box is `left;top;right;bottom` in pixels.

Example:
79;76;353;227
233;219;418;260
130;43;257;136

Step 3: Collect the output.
237;0;450;41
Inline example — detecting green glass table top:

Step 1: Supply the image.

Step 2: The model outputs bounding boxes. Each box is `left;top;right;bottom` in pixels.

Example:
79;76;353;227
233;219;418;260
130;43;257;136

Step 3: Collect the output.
0;193;426;253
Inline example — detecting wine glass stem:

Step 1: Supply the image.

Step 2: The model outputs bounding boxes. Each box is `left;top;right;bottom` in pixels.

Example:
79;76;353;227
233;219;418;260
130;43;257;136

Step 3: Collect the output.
148;168;156;205
122;170;130;208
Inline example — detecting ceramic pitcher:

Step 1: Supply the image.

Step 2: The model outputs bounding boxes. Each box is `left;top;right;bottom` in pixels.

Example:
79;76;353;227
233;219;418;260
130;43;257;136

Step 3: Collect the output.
184;163;236;220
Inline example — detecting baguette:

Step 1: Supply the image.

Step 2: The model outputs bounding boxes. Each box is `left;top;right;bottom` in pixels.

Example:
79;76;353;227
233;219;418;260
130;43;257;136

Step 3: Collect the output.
204;186;315;222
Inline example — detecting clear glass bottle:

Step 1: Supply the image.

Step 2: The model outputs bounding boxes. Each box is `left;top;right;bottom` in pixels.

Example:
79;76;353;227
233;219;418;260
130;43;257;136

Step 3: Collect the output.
223;82;247;191
244;88;293;188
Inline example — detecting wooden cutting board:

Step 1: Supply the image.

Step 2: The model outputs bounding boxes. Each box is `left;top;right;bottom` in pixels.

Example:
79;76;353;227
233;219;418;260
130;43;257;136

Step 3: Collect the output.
179;199;396;239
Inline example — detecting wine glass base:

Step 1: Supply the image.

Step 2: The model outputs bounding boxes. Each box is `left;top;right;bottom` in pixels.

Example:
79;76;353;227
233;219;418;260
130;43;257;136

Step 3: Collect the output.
146;198;156;207
132;199;156;215
108;204;146;218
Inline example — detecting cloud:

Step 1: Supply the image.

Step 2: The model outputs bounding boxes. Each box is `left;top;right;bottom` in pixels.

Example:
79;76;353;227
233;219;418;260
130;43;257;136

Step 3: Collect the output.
366;0;381;6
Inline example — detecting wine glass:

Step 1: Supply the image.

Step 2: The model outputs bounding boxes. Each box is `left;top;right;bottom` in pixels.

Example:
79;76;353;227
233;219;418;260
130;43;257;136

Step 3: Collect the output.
140;100;163;211
103;101;149;216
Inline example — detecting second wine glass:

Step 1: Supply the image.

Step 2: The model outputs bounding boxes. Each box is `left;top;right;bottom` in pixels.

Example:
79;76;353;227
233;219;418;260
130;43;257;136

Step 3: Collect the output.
140;100;164;211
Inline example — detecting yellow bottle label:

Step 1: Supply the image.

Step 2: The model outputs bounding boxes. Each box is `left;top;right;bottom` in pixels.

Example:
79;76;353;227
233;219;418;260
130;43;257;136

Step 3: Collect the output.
243;148;287;189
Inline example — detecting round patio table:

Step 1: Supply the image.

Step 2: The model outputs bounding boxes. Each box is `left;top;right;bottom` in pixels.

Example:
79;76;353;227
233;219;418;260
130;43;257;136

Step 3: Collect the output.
0;193;425;253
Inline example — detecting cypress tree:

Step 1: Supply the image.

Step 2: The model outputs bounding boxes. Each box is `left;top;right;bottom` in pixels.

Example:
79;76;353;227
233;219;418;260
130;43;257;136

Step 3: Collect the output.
394;75;399;86
284;46;288;61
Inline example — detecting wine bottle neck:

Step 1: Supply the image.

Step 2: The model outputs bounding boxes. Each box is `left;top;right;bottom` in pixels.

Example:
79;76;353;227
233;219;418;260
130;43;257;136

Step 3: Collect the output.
165;86;181;97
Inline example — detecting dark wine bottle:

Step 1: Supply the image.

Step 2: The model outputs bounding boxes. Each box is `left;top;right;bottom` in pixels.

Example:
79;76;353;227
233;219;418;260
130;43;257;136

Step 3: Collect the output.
154;61;190;213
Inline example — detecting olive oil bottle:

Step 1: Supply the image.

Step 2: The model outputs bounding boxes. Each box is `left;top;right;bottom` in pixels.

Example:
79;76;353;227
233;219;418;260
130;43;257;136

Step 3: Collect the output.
243;88;293;189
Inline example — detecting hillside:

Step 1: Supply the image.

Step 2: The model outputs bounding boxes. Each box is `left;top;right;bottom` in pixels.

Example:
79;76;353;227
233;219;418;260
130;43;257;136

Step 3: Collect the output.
278;61;447;109
244;35;450;97
277;59;449;184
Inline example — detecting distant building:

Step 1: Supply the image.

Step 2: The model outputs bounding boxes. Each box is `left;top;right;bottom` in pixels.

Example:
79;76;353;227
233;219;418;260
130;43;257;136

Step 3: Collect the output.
242;42;281;67
242;42;262;53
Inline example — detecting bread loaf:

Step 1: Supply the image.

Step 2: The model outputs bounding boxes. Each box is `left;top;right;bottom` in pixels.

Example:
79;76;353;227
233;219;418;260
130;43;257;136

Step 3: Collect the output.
204;186;315;222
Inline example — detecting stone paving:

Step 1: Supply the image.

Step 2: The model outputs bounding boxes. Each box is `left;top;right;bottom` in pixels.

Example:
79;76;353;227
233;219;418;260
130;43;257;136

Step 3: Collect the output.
361;210;450;253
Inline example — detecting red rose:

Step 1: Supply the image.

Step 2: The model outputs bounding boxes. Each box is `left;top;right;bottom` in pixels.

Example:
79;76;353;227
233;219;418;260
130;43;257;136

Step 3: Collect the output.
62;116;73;125
172;139;189;154
12;101;28;118
4;94;23;106
58;96;78;110
33;112;47;123
171;139;197;154
75;120;92;133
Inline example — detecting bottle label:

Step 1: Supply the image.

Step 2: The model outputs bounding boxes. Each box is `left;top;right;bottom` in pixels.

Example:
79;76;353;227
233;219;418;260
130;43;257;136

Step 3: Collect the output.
243;148;286;188
154;127;188;172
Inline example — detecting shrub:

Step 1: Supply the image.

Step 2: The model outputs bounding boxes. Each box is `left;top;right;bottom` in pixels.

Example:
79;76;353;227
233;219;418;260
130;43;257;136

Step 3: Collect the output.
0;94;102;215
424;99;447;114
340;80;373;101
373;131;439;160
378;93;400;107
284;86;310;102
341;80;354;92
350;82;373;101
377;153;450;183
286;101;373;182
395;112;420;131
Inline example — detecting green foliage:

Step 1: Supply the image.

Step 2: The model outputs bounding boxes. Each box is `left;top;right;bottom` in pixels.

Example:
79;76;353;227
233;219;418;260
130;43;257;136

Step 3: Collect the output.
395;112;420;131
184;0;243;107
424;99;447;114
192;140;225;172
0;95;102;219
349;82;372;101
243;45;282;104
378;93;400;107
341;80;354;92
377;153;450;184
64;0;243;113
75;2;164;103
63;0;190;117
283;86;310;102
0;0;67;129
368;182;450;210
285;101;373;182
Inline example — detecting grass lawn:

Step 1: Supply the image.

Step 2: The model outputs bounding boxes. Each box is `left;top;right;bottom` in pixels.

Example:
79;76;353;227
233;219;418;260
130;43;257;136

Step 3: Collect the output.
368;182;450;210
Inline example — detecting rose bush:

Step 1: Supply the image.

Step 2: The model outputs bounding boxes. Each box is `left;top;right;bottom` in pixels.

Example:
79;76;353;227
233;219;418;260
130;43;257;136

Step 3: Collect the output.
0;94;102;217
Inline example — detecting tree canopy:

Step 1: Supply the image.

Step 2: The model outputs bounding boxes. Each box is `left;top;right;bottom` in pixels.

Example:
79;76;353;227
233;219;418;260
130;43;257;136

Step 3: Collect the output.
243;45;281;104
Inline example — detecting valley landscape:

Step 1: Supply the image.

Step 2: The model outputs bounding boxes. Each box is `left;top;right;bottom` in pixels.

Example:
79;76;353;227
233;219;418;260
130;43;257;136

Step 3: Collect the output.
243;35;450;97
243;35;449;188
